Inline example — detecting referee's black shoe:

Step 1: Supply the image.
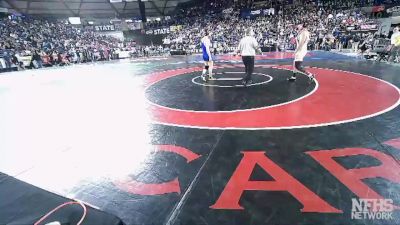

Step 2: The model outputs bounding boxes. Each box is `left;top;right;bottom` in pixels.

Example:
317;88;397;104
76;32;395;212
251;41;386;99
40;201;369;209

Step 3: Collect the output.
242;79;253;87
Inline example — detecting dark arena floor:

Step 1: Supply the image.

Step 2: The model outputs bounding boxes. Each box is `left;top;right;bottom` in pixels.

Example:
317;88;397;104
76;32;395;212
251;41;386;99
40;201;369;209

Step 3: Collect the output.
1;51;400;225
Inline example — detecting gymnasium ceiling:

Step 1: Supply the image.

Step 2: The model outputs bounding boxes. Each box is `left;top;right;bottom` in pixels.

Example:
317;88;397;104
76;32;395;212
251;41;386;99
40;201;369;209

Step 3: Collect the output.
0;0;192;18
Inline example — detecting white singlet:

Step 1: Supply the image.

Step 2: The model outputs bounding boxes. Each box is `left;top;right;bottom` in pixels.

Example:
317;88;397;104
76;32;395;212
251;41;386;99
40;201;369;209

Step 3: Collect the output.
294;29;310;62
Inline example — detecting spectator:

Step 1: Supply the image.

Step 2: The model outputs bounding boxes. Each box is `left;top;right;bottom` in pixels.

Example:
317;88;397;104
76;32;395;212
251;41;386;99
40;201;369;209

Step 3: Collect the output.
31;50;43;69
389;27;400;62
165;0;374;53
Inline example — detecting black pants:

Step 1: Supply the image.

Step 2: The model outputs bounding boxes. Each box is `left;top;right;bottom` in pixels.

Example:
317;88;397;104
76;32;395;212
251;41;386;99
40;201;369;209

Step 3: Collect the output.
294;61;308;76
242;56;255;81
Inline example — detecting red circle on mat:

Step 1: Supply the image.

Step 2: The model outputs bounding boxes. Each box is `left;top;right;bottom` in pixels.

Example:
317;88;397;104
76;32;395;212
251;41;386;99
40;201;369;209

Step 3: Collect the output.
144;65;400;130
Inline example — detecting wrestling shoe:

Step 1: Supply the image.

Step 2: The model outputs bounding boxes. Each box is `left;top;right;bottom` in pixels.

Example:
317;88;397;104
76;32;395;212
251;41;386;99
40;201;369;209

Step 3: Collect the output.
201;75;209;82
287;76;297;82
308;73;315;82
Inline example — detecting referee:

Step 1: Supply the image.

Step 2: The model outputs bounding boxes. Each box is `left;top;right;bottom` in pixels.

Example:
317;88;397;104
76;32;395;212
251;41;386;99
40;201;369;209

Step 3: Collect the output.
238;28;262;86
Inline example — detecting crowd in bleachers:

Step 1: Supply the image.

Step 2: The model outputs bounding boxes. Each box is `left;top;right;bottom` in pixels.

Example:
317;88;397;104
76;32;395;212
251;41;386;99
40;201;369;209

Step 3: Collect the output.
1;0;400;71
159;0;400;62
0;16;138;70
165;0;382;54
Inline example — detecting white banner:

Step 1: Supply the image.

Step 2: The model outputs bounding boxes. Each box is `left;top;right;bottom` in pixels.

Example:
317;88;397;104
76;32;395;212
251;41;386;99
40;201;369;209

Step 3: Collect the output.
387;6;400;13
251;10;261;15
146;28;170;35
346;26;356;31
95;25;115;32
263;8;275;15
360;24;378;30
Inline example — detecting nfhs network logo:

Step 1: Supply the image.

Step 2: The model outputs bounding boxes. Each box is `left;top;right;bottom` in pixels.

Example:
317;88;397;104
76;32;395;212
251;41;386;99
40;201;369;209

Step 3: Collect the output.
351;198;394;220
